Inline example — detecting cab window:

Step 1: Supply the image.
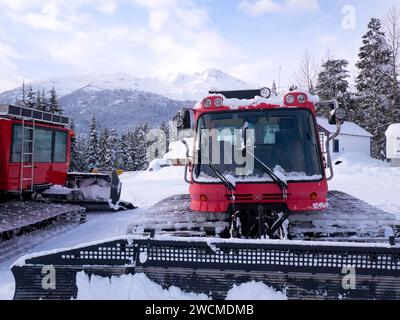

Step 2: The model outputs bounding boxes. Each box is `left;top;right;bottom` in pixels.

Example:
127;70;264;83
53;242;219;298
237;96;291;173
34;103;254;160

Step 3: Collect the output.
54;131;67;162
11;125;68;163
34;128;53;163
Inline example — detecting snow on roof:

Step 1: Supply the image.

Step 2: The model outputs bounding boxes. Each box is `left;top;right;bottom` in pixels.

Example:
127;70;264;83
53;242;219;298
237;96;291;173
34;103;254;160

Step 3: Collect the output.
386;124;400;137
164;138;193;160
317;117;373;138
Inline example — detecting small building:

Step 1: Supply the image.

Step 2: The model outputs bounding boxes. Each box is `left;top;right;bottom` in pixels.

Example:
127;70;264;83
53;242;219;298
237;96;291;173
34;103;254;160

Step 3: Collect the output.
317;117;372;157
385;124;400;167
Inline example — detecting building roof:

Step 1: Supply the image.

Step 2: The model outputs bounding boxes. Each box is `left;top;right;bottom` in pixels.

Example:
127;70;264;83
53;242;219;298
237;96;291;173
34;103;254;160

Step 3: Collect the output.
317;117;373;138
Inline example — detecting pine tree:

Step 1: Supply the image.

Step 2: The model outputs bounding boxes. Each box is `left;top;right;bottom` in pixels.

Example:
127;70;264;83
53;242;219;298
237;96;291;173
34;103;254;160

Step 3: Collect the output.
49;87;62;114
117;133;130;169
108;129;118;168
159;121;170;154
26;87;36;109
41;89;49;112
316;59;353;118
87;115;99;170
35;90;42;111
132;124;150;171
16;80;26;107
69;119;79;172
125;131;136;171
356;18;396;158
98;128;110;169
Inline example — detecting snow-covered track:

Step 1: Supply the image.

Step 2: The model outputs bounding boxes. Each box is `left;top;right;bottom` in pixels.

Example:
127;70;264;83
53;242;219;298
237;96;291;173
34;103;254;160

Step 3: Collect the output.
289;191;400;242
0;201;86;263
12;237;400;300
128;191;400;243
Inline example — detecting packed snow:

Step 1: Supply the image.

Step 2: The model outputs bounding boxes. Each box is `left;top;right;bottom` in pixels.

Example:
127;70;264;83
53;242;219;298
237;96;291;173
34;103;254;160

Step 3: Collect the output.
76;273;210;300
76;273;286;301
225;282;287;300
1;153;400;300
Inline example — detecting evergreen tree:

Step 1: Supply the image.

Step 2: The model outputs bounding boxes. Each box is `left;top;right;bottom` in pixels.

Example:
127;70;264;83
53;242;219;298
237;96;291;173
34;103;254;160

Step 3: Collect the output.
69;119;79;172
159;121;170;154
108;129;118;168
98;128;110;169
117;133;130;169
41;89;49;112
356;18;395;158
16;80;26;107
316;59;353;118
35;90;43;111
49;87;62;114
131;124;150;171
26;87;36;109
87;115;99;170
124;131;136;171
76;137;89;172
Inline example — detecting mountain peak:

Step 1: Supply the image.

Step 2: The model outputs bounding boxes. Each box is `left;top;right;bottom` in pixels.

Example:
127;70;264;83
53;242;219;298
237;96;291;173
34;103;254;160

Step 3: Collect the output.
0;69;256;102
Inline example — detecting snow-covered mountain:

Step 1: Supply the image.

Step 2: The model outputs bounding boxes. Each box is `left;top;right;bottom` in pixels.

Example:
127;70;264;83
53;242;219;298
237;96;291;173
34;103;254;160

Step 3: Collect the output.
0;69;255;134
0;68;254;102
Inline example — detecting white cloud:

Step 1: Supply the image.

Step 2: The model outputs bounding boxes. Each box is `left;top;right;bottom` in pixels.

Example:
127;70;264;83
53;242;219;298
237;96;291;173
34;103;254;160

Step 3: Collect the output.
0;32;24;92
97;1;117;15
230;60;275;86
239;0;319;15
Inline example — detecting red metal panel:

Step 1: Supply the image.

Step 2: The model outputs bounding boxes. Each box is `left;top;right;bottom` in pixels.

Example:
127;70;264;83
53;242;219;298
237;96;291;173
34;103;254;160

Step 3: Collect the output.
189;181;328;213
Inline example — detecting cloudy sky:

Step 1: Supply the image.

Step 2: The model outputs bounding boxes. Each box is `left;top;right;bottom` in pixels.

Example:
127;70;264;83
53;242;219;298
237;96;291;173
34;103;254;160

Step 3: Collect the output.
0;0;399;92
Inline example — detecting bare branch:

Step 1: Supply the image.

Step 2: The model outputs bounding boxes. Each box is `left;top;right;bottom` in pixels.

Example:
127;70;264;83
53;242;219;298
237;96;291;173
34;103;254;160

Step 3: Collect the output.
384;6;400;75
295;50;318;93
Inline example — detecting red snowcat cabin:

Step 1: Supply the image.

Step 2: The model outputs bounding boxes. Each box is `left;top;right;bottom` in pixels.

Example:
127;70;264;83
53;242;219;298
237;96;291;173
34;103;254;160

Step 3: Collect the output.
0;104;72;195
175;88;345;238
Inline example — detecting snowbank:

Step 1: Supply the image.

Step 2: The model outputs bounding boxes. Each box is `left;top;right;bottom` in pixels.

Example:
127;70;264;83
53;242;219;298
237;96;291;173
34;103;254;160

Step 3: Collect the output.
76;273;210;300
226;282;287;300
329;152;400;217
76;272;286;300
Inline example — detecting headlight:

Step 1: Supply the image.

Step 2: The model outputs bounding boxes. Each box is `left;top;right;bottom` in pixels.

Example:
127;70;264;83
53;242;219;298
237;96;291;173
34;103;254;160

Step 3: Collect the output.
297;94;307;104
203;98;212;108
260;87;271;98
214;97;223;107
285;94;295;104
173;115;184;128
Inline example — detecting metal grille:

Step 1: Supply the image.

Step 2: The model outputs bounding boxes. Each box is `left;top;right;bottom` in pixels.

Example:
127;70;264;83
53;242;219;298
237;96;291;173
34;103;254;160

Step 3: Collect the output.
26;238;400;274
14;237;400;300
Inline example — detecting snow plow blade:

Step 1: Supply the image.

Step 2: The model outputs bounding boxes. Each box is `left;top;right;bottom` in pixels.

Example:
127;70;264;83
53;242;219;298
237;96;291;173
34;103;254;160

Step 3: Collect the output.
44;170;136;211
12;237;400;300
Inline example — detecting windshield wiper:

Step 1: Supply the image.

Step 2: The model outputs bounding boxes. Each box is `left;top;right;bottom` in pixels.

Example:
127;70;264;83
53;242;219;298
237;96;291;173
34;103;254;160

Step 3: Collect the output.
247;151;288;199
207;162;236;191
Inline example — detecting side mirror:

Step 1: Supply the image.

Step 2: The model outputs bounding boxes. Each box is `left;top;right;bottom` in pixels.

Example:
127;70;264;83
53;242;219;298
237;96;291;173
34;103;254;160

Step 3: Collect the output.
174;109;192;130
328;105;347;125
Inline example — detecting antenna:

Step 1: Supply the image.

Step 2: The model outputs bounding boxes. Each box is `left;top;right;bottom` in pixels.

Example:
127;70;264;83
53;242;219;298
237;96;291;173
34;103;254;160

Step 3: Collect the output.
278;66;282;91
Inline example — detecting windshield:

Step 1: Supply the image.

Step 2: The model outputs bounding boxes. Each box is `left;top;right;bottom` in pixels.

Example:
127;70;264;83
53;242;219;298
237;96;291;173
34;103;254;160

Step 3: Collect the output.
193;109;323;183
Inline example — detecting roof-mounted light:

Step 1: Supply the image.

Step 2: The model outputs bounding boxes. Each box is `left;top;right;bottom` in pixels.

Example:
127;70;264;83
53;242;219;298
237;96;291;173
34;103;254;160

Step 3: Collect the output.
203;98;212;108
285;94;295;104
297;94;307;104
214;97;224;107
260;87;271;98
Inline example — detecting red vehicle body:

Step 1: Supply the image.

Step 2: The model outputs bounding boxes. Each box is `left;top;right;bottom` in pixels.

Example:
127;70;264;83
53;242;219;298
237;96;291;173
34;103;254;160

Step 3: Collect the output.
188;91;328;214
0;116;72;194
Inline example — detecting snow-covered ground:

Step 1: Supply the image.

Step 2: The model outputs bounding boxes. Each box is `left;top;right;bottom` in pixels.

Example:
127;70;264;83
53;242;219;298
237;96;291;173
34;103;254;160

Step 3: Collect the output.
1;153;400;300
